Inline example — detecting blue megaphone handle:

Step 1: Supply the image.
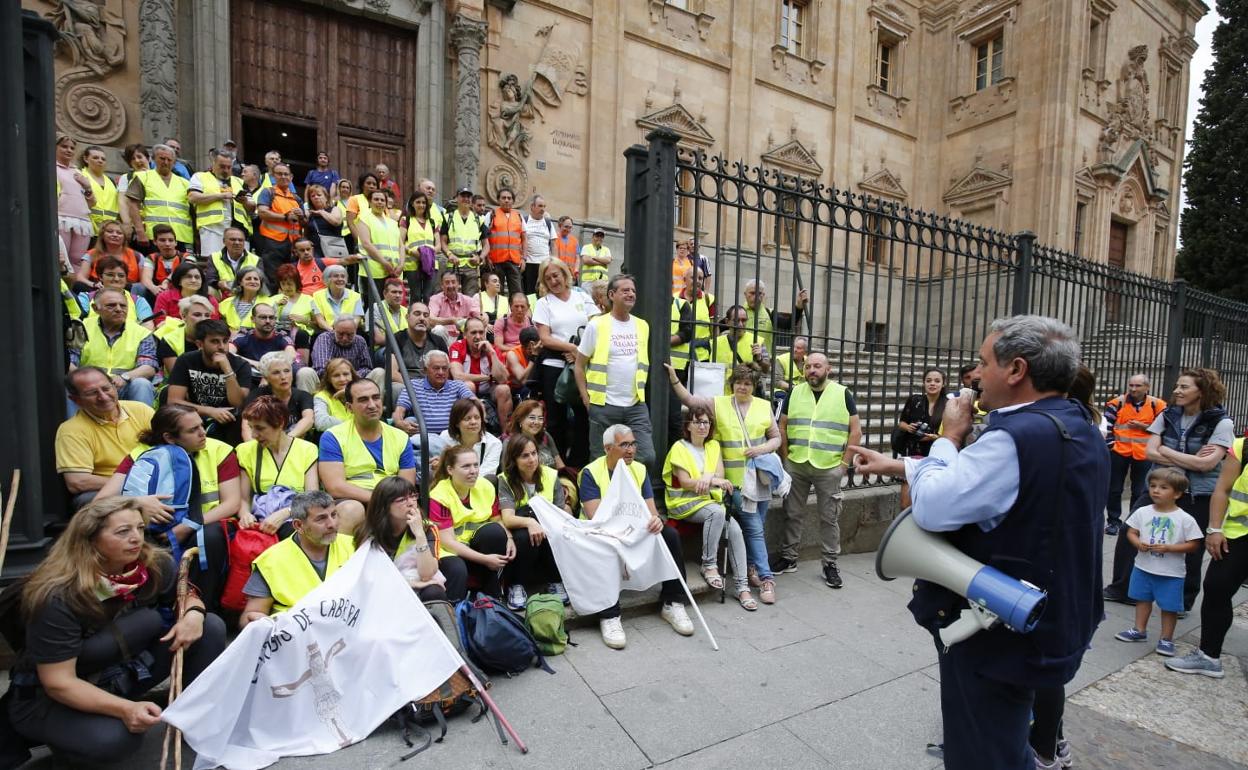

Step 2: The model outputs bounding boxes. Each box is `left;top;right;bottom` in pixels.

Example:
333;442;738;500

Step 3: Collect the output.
966;565;1047;633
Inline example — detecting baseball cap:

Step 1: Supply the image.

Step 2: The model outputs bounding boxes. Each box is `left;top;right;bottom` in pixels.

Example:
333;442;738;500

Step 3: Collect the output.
593;228;605;236
456;187;473;197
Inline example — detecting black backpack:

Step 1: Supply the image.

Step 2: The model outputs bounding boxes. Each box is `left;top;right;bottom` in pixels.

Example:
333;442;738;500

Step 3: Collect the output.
456;594;554;676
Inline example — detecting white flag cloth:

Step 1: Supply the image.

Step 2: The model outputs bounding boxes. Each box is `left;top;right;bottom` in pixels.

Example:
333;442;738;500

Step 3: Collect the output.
161;543;463;770
530;462;680;615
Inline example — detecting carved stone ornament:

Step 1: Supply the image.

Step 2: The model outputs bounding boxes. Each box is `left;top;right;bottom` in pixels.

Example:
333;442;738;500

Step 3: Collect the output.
635;103;715;147
762;138;823;177
45;1;129;144
1098;45;1152;161
943;159;1012;207
771;46;827;86
859;165;908;200
649;0;714;42
867;85;909;119
451;14;489;194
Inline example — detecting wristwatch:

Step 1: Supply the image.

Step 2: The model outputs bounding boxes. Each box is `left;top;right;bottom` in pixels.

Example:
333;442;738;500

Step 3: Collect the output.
1206;526;1223;535
119;372;131;382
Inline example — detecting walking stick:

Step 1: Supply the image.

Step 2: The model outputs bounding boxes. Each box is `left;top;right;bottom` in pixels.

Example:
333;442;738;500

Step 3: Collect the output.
0;470;21;576
159;546;200;770
457;664;528;754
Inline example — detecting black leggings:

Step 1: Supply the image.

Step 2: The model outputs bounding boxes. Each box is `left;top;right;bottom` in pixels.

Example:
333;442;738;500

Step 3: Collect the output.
439;522;511;600
539;364;589;467
8;608;227;765
1199;534;1248;658
177;521;229;614
1028;685;1065;761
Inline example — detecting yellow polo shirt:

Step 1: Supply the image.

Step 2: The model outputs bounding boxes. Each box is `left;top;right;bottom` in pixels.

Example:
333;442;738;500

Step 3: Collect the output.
55;401;154;478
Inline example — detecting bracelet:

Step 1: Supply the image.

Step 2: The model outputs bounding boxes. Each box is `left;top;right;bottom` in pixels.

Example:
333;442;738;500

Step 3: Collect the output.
184;606;206;617
222;371;237;380
412;543;430;553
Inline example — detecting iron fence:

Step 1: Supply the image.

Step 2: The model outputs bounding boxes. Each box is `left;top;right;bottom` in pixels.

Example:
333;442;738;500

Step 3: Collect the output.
624;129;1248;488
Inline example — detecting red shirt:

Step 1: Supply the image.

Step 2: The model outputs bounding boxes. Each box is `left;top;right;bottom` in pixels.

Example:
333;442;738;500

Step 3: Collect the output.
449;338;492;378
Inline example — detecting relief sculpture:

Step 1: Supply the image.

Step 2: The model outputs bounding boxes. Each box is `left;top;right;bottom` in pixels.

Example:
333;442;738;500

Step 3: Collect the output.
45;0;128;144
1099;45;1152;162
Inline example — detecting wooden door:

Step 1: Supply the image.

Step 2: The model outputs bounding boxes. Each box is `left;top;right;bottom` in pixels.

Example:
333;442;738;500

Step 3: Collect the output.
231;0;417;192
1107;221;1128;323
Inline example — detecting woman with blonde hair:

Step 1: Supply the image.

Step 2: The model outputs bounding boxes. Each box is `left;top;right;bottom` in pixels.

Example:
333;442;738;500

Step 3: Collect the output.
532;257;594;466
5;497;225;765
312;357;356;433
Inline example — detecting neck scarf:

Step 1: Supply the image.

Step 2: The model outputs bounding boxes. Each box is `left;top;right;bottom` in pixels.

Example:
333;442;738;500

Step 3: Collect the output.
94;561;150;603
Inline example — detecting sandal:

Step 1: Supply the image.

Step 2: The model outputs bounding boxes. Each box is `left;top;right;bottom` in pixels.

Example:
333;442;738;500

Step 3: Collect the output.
759;579;776;605
737;590;758;611
701;567;725;590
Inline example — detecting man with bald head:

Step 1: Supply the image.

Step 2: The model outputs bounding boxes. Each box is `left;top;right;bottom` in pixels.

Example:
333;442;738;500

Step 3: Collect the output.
776;351;862;588
1102;373;1166;535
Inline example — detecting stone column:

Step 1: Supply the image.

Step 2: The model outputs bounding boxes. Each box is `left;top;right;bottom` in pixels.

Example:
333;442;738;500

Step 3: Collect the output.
191;0;232;163
415;0;447;190
139;0;179;145
449;13;488;193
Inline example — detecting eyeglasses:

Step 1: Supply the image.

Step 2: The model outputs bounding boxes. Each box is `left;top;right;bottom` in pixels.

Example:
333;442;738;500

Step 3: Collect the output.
691;420;710;427
615;441;638;449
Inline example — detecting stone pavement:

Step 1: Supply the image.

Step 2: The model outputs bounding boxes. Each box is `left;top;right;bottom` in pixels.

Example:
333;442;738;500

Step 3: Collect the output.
18;538;1248;770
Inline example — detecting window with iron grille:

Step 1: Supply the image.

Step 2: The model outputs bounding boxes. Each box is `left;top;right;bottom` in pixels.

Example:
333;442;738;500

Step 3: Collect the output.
863;322;888;353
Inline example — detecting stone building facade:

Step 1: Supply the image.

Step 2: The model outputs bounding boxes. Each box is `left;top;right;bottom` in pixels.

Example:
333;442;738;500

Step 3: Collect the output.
28;0;1204;279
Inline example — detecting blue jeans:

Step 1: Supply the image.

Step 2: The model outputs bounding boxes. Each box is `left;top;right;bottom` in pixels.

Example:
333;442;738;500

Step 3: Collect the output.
736;498;772;581
119;377;156;407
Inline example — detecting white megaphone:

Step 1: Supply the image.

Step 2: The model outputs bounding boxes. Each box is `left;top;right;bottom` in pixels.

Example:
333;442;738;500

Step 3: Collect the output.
876;508;1047;647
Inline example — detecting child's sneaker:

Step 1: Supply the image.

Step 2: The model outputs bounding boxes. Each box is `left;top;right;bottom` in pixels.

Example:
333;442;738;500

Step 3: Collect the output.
1032;750;1059;769
1164;650;1224;678
1156;639;1176;657
1055;739;1073;769
1114;627;1148;642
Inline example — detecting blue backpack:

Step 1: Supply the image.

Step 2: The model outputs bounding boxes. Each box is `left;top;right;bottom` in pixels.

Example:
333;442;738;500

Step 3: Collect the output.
456;594;554;676
121;444;206;569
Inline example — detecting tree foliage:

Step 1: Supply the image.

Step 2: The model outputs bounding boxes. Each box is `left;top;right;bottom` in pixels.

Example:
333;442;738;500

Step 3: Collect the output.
1177;1;1248;299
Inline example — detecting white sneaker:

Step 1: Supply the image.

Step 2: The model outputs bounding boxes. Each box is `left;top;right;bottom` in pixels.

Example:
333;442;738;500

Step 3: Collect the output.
599;617;626;649
661;603;694;636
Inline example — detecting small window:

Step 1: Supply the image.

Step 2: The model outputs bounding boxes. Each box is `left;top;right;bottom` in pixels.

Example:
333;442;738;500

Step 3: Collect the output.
863;322;888;353
865;213;885;264
975;34;1004;91
777;195;799;249
780;0;806;57
666;0;689;9
1074;202;1086;257
675;169;695;230
877;42;894;92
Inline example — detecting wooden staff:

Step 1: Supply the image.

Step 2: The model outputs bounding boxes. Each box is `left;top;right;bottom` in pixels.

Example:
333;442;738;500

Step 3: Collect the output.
0;470;21;575
159;546;199;770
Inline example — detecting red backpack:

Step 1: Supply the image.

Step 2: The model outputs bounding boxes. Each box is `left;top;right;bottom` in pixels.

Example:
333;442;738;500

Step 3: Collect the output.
220;527;279;612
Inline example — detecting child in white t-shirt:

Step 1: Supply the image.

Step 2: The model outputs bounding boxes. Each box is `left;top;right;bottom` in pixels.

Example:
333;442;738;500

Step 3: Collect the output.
1115;467;1203;657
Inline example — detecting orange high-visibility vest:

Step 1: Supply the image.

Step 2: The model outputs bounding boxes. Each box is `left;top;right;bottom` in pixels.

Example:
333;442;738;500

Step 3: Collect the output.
487;209;523;265
258;186;302;243
1108;395;1166;460
555;233;579;279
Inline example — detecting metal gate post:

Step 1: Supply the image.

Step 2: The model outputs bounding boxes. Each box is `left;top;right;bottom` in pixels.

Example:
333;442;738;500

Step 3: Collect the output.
1163;279;1187;395
1012;230;1035;316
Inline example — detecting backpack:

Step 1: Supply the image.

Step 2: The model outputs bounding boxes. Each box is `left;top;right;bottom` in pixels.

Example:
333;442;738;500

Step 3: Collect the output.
219;527;278;612
524;593;569;656
456;593;554;676
121;445;205;570
392;600;506;759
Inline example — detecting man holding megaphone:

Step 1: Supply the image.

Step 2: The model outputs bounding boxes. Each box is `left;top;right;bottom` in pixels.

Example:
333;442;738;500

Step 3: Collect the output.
850;315;1109;770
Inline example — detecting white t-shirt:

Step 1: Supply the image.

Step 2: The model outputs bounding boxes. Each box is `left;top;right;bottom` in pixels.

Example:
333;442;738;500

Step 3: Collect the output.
533;291;593;369
522;215;553;264
1125;504;1203;578
578;315;641;407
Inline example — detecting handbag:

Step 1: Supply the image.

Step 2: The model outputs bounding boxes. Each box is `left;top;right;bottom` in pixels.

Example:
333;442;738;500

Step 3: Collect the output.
318;234;350;258
553;327;583;405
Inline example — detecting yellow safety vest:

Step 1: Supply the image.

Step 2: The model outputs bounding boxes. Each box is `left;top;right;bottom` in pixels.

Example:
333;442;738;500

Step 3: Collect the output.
581;456;647;501
252;534;356;614
690;292;714;362
1223;438;1248;540
80;317;151;375
138;169;192;242
429;477;497;546
210;250;261;287
403;217;437;271
274;292;316;335
670;297;691;372
127;437;235;514
745;305;773;349
579;244;611;283
710;332;758;368
446;210;484;266
191;171;249;233
85;172;119;233
314;390;352;424
584;313;650;407
713;395;772;487
663;439;723;519
376;303;408;336
311;287;362;324
326;420;409;491
499;466;558;509
219;294;269;332
774;352;805;387
336;201;351;237
154;318;188;358
61;280;83;320
237;438;319;494
786;381;851;469
429;202;446;232
358;209;403;279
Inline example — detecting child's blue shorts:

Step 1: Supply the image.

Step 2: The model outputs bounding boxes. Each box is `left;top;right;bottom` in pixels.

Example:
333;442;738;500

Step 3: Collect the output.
1128;567;1184;612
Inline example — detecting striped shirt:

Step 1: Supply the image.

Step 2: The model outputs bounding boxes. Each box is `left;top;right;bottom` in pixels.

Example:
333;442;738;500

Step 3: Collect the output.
395;377;475;435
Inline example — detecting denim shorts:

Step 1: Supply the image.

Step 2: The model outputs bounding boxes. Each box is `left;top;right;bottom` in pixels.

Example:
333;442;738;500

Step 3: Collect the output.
1127;567;1185;612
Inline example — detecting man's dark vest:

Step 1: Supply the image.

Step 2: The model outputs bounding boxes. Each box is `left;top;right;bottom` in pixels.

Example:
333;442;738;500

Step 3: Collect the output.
1158;404;1228;497
908;396;1110;689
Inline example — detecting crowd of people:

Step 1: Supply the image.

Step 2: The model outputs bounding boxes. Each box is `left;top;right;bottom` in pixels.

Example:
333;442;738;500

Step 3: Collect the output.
5;136;1241;769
